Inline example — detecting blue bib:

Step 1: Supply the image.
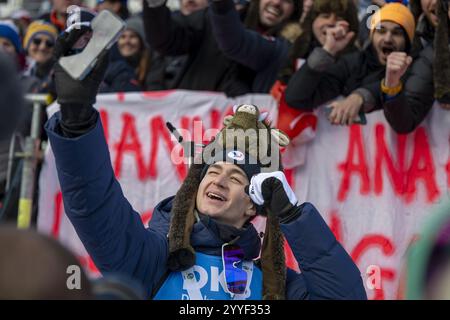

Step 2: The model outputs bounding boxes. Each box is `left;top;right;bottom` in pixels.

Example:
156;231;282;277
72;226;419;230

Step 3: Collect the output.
154;252;262;300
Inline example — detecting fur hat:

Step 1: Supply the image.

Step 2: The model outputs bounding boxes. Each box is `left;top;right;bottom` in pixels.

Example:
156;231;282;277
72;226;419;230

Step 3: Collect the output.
167;104;291;300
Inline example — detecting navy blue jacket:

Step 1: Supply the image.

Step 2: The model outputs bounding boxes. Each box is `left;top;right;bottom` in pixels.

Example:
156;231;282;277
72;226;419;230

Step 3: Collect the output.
45;111;367;300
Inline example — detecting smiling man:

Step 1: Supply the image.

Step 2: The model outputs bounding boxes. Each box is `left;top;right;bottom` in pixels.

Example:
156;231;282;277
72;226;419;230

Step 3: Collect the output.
196;162;257;228
44;24;367;300
258;0;296;27
285;3;415;127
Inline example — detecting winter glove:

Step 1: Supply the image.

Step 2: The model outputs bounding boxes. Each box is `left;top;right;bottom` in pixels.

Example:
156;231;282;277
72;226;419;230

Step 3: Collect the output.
53;27;109;137
246;171;302;224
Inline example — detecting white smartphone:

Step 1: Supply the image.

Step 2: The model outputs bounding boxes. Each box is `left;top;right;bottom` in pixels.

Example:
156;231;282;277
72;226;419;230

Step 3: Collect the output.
59;10;126;80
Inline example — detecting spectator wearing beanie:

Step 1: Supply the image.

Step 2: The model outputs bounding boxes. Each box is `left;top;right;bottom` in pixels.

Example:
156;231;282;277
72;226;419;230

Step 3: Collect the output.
377;0;450;134
23;21;58;95
100;16;168;93
0;21;24;69
285;3;415;128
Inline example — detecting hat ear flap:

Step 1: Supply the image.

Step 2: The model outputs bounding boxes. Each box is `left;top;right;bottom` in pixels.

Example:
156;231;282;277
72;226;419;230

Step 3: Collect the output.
167;163;204;271
271;129;290;147
260;211;286;300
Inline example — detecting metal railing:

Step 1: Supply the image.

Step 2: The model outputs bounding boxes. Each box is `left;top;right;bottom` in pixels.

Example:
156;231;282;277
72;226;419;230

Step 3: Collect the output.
8;94;53;229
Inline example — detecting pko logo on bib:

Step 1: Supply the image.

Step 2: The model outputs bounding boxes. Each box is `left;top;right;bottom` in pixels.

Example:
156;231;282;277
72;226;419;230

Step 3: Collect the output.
228;150;245;161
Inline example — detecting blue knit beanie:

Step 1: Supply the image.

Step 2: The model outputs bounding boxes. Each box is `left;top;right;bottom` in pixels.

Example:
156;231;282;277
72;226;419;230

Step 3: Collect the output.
0;21;22;53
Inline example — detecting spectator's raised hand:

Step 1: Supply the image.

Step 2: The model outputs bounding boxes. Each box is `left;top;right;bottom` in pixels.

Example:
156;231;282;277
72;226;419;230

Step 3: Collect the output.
322;21;355;57
384;52;412;89
328;93;363;126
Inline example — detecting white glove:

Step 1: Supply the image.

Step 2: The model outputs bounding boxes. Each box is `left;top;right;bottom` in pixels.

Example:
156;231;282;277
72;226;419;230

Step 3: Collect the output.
247;171;298;206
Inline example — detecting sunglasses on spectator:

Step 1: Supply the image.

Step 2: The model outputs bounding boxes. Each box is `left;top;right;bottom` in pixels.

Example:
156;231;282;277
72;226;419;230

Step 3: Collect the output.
32;38;55;48
221;243;248;296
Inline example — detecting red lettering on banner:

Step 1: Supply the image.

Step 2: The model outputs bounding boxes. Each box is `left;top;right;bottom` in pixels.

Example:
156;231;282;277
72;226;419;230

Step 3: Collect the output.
374;124;407;196
351;235;396;300
284;241;300;273
149;116;187;181
210;109;222;130
78;255;100;276
117;92;125;102
284;168;295;191
141;90;176;99
337;125;370;201
180;116;208;147
180;109;225;144
52;191;63;239
338;125;440;203
140;210;153;227
99;109;109;145
404;128;440;203
113;113;147;181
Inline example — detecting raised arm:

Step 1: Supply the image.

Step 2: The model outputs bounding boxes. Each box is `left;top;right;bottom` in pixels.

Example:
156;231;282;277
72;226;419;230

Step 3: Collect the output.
208;0;289;72
143;0;205;56
381;47;434;134
45;29;169;296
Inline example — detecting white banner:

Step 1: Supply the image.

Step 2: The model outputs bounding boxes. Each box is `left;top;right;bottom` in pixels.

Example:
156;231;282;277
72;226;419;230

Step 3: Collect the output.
38;91;450;300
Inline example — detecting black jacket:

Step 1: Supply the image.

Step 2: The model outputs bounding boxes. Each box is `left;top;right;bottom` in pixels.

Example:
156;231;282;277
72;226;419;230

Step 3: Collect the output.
99;53;169;93
285;46;385;112
380;43;450;134
143;4;253;97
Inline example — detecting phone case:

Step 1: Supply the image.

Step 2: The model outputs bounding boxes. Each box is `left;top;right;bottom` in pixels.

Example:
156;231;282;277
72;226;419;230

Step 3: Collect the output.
59;10;126;80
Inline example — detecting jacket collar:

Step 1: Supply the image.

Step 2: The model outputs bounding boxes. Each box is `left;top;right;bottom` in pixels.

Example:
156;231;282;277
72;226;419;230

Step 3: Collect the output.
191;212;261;260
